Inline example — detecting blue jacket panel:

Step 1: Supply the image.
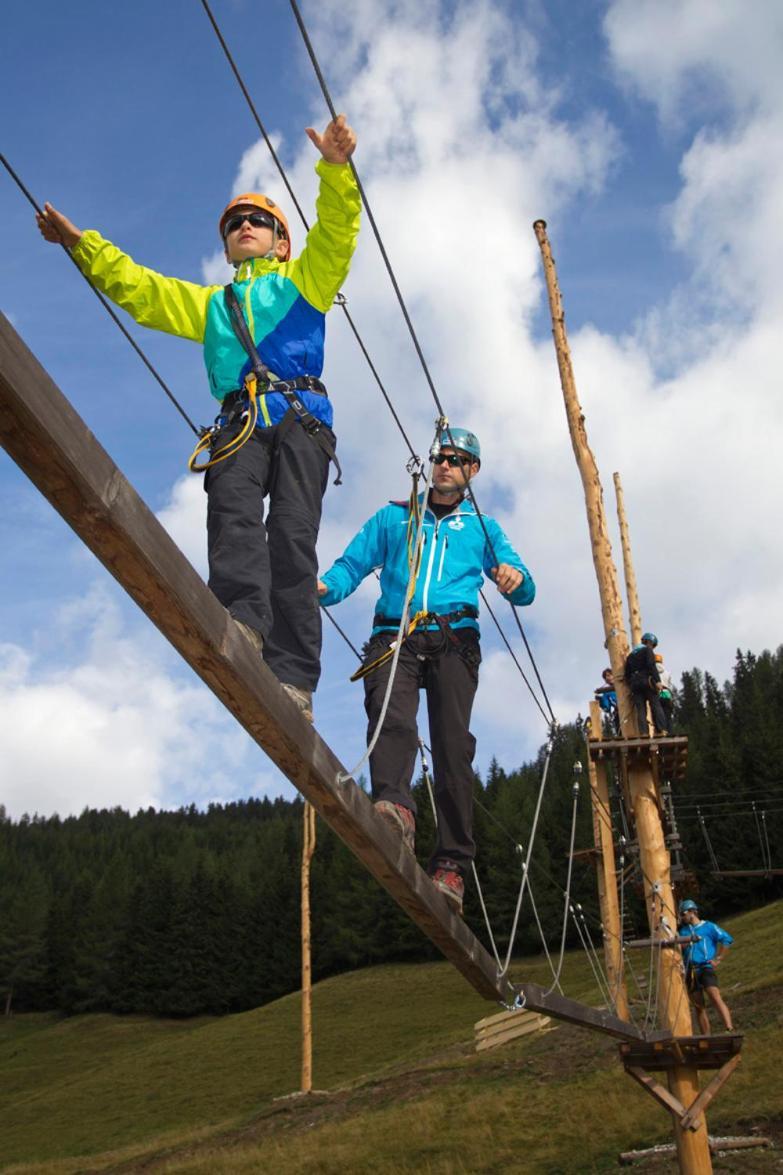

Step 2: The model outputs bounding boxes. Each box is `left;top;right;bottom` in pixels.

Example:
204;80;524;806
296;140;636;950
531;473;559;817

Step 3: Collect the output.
681;920;733;967
320;494;535;633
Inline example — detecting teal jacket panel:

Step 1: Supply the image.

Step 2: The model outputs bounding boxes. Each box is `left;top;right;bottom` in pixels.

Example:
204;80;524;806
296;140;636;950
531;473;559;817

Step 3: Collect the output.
320;494;535;634
72;160;361;427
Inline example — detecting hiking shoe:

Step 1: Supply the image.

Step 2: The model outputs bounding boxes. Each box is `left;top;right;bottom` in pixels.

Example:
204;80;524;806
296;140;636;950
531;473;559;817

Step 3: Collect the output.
281;683;313;724
429;862;464;915
375;800;416;855
235;620;264;656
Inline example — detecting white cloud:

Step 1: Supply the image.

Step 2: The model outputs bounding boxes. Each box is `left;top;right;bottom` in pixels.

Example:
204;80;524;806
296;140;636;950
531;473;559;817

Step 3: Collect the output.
12;0;783;820
0;585;289;820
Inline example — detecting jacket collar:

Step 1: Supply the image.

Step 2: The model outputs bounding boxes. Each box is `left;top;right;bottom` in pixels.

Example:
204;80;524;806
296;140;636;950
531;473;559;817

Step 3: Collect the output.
233;256;280;283
418;490;475;517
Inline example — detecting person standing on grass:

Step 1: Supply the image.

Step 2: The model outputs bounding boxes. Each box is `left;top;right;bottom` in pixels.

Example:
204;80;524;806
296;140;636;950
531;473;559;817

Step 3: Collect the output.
679;899;735;1035
36;116;361;724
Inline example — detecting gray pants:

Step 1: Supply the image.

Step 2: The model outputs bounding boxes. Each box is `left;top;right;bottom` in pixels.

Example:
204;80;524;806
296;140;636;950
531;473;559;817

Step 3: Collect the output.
363;629;481;874
205;419;332;690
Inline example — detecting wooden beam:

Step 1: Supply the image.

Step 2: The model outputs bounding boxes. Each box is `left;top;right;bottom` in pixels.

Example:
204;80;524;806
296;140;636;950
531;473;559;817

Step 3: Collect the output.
613;471;643;648
0;314;684;1046
588;700;630;1022
0;311;511;1006
711;869;783;878
680;1055;741;1131
516;983;664;1042
624;1065;693;1125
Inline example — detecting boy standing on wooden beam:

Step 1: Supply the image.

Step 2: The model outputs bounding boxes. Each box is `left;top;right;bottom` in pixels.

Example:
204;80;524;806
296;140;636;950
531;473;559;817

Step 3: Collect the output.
36;116;360;723
318;428;535;914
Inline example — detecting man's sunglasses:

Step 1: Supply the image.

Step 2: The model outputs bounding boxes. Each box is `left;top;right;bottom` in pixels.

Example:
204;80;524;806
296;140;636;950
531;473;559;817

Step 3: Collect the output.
223;211;281;238
433;452;473;467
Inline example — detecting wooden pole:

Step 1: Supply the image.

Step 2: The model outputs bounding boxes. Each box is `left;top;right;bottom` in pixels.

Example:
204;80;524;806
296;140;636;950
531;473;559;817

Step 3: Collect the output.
301;802;316;1093
588;701;629;1021
533;222;711;1174
613;472;643;648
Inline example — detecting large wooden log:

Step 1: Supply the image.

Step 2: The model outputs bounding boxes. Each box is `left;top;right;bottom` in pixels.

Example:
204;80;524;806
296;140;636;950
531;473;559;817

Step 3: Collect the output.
0;311;509;1005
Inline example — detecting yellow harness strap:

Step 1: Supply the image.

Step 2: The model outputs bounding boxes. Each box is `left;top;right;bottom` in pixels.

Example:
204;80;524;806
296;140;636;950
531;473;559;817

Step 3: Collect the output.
350;609;429;683
188;373;260;473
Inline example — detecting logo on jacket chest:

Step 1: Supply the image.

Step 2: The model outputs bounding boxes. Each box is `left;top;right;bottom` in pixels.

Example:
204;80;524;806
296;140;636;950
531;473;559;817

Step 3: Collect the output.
447;517;465;531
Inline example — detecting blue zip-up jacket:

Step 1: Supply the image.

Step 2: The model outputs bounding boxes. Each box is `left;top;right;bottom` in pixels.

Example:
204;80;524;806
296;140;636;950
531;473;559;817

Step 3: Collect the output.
680;920;733;968
320;494;535;633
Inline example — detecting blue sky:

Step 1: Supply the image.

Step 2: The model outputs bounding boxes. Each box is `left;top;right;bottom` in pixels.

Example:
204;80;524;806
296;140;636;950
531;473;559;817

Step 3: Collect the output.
2;0;782;819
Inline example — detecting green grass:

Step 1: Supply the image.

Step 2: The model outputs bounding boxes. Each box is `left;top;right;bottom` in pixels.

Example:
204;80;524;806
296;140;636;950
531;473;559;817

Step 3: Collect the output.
1;901;781;1174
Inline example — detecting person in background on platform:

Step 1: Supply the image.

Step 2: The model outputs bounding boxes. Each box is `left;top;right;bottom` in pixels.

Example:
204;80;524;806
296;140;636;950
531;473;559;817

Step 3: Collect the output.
595;667;620;735
318;428;535;916
624;632;667;737
679;899;734;1035
655;652;674;736
36;116;361;724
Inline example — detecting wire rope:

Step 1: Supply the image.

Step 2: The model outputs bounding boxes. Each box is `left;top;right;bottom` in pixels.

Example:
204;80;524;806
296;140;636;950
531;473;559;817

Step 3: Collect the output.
198;0;419;462
286;0;558;730
542;776;580;995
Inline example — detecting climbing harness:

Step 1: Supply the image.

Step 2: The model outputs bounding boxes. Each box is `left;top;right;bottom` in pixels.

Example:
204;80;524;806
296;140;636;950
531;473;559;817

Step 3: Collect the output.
351;606;479;683
188;283;342;481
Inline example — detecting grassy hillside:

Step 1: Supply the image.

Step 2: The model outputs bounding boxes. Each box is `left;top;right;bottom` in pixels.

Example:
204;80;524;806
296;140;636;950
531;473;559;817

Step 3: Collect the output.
1;901;781;1173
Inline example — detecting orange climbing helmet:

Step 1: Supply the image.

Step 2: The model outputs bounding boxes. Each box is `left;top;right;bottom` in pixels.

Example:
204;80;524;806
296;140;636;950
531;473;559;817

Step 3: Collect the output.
218;193;291;259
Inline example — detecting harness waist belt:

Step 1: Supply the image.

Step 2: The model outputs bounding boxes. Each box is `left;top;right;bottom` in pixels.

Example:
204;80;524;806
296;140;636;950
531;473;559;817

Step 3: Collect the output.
222;376;327;411
373;605;478;629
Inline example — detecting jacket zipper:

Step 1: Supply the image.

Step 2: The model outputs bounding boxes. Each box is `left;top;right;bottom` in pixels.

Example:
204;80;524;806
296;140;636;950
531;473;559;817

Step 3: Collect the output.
421;519;439;613
437;533;448;582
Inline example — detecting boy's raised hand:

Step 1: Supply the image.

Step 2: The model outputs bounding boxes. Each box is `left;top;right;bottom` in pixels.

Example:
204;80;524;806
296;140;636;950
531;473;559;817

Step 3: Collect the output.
36;203;82;249
305;114;357;164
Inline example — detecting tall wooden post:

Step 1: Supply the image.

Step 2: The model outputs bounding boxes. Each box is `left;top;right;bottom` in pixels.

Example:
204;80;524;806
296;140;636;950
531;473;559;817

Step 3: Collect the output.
588;701;629;1021
613;472;642;647
534;221;711;1174
301;801;316;1093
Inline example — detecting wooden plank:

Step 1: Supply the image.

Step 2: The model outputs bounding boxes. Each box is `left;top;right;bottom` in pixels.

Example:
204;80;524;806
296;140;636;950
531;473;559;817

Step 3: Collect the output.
0;312;510;1006
516;983;666;1042
475;1016;551;1053
475;1010;545;1041
619;1034;743;1071
711;869;783;877
624;1065;692;1123
474;1008;540;1033
623;936;693;949
680;1054;742;1131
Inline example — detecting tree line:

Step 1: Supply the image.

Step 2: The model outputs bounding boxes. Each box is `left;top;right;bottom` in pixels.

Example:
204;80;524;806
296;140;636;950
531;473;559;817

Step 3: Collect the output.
2;647;781;1018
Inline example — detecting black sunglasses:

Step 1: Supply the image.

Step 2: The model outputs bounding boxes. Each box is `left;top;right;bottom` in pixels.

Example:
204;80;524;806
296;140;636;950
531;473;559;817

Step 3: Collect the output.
433;452;473;467
223;210;279;238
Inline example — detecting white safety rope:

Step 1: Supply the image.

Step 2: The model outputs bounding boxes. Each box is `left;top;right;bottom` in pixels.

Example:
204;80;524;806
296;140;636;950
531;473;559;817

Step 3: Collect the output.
337;421;442;784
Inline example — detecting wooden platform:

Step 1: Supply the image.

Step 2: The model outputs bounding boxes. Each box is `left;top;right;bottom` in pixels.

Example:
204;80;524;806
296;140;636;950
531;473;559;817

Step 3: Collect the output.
588;734;689;784
620;1036;744;1132
619;1034;743;1071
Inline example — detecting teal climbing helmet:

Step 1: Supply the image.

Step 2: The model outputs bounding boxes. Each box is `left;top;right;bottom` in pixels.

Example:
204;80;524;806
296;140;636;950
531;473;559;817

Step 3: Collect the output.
440;427;481;463
642;632;658;646
679;899;698;914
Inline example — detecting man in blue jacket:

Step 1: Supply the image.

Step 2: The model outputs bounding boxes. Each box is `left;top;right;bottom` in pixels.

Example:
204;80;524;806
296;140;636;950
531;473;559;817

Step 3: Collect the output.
679;899;735;1034
318;428;535;914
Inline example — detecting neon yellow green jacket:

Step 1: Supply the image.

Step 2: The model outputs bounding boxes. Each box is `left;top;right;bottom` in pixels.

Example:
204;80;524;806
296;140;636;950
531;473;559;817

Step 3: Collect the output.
72;160;361;427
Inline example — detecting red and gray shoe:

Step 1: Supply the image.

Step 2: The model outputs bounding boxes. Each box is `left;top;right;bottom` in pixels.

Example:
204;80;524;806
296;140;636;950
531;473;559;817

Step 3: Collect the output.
374;800;416;855
429;861;465;915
